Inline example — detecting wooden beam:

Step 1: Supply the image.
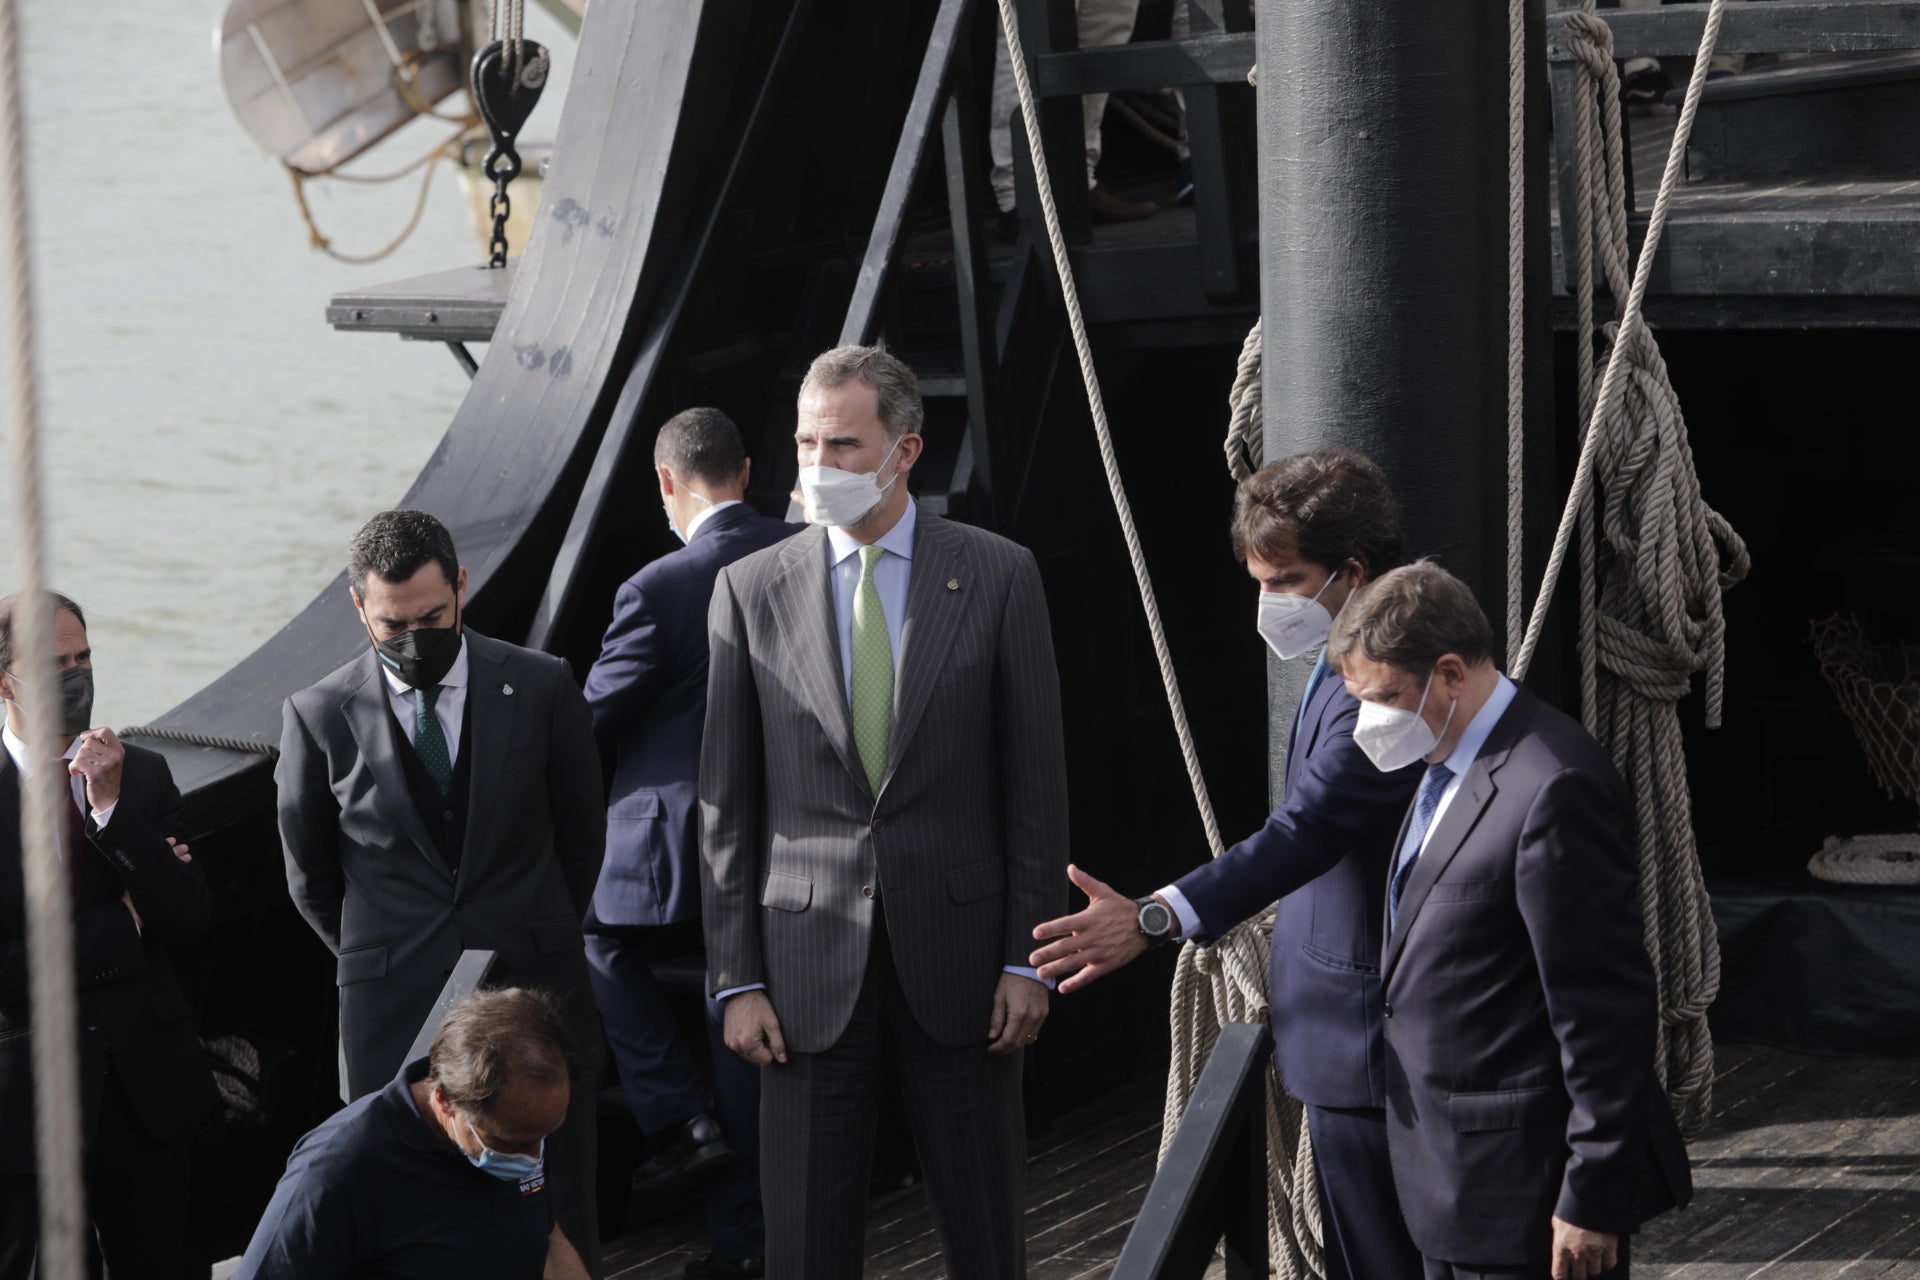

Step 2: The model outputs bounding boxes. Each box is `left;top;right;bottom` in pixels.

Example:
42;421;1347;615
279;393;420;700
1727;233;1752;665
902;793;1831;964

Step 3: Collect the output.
1548;2;1920;60
1033;32;1255;96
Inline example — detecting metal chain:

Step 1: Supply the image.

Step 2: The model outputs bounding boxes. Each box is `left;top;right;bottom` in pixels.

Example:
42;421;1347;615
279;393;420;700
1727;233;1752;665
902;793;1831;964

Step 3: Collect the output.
487;156;515;268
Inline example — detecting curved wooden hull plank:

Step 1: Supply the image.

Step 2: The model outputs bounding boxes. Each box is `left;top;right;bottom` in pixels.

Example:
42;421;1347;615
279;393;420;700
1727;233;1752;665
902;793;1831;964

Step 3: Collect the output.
129;0;748;809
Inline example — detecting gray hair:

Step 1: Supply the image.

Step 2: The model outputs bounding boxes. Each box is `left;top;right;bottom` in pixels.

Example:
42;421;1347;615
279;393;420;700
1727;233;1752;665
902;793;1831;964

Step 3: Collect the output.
427;987;574;1118
1327;560;1494;675
799;344;925;440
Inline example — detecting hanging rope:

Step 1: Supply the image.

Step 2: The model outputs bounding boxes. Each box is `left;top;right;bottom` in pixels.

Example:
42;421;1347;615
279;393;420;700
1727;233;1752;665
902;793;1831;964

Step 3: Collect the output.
0;0;88;1275
1223;316;1262;482
995;6;1321;1273
1510;0;1748;1139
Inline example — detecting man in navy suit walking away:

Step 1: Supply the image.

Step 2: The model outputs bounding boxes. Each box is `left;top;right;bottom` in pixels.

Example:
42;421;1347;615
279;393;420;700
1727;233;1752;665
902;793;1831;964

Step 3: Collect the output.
1030;449;1425;1280
1330;564;1689;1279
583;408;794;1279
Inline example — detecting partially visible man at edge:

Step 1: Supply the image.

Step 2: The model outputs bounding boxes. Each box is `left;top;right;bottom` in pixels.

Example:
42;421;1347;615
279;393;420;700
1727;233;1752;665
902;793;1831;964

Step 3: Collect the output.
235;986;590;1279
583;407;794;1279
0;591;216;1278
276;510;608;1274
1330;562;1691;1280
1027;450;1426;1280
701;344;1067;1277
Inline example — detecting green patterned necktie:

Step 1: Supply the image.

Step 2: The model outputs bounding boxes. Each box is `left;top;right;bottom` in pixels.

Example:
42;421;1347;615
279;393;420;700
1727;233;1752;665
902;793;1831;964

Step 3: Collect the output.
413;685;453;794
851;544;895;793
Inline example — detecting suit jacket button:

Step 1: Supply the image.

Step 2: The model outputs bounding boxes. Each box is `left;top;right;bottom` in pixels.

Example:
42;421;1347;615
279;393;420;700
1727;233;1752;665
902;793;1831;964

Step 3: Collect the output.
443;810;454;821
1382;1003;1393;1019
871;818;885;832
861;884;876;899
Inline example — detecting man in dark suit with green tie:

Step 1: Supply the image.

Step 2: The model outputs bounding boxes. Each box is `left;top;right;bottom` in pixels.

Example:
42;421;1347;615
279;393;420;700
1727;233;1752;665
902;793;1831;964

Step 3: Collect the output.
276;510;608;1273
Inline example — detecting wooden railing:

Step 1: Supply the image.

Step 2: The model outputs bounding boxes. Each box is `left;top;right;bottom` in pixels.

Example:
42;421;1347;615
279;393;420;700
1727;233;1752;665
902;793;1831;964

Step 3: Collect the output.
1111;1022;1273;1280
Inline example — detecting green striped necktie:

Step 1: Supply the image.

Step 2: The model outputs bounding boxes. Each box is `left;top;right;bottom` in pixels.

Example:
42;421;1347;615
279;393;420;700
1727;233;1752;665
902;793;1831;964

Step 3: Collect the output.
851;544;895;793
413;685;453;794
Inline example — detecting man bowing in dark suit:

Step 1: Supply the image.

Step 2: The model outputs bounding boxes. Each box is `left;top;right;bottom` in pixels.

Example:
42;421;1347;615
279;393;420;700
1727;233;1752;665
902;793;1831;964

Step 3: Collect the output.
1027;449;1425;1280
276;510;608;1274
583;407;792;1279
0;592;216;1278
702;344;1068;1278
1329;562;1691;1280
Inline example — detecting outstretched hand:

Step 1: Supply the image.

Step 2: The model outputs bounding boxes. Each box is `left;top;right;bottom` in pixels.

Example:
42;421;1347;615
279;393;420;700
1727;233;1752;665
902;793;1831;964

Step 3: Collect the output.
1028;864;1156;994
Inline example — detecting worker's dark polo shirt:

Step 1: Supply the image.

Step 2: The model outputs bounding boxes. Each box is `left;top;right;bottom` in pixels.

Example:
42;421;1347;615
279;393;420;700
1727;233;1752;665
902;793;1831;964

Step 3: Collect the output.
235;1057;553;1279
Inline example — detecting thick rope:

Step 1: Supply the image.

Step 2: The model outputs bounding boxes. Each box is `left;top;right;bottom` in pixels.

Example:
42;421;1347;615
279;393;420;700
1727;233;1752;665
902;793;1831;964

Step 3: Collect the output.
1223;316;1262;482
0;0;88;1274
120;726;281;758
1512;0;1748;1139
1504;0;1527;664
995;0;1224;859
1808;835;1920;886
994;5;1330;1272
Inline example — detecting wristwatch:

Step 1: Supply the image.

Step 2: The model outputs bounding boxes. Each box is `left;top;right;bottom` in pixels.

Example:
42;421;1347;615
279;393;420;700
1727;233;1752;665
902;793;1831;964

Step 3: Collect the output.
1135;895;1175;947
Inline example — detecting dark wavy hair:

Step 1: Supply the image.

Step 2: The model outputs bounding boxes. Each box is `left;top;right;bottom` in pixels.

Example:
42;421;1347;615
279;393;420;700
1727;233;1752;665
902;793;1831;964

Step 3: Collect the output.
347;510;459;596
1229;448;1406;577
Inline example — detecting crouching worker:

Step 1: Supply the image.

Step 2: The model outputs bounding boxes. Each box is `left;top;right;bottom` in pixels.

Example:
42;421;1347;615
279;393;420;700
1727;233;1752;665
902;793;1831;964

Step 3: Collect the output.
236;987;589;1279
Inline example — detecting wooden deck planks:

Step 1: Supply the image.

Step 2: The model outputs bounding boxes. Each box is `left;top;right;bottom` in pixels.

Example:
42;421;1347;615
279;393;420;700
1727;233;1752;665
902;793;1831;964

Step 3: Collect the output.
604;1044;1920;1279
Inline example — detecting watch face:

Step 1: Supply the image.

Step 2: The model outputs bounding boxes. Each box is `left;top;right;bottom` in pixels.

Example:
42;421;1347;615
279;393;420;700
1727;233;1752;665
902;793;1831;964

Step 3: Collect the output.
1140;901;1171;937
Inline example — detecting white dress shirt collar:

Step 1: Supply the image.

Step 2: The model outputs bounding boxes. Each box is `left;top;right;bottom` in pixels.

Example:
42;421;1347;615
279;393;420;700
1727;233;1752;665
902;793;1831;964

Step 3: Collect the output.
685;498;743;543
1439;672;1519;777
826;497;917;568
3;720;80;776
378;635;471;701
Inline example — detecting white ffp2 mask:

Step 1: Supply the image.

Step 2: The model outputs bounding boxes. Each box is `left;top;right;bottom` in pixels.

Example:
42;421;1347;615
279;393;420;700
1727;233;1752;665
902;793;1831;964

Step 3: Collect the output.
1256;569;1346;660
1353;671;1456;773
798;438;902;528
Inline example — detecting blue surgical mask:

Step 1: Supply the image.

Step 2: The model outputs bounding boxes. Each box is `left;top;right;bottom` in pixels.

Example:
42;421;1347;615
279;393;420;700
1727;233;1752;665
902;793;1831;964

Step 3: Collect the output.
460;1115;546;1184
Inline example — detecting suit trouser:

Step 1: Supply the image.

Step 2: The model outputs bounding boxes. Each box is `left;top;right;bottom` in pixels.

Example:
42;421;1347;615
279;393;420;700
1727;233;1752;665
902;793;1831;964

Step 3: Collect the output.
585;922;764;1261
0;1066;198;1280
988;0;1144;209
1304;1104;1422;1280
760;915;1025;1278
550;1031;604;1278
1422;1236;1630;1279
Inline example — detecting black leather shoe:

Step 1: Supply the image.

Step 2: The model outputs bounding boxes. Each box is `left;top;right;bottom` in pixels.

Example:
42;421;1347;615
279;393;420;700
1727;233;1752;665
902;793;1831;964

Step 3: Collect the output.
684;1254;766;1279
633;1114;736;1195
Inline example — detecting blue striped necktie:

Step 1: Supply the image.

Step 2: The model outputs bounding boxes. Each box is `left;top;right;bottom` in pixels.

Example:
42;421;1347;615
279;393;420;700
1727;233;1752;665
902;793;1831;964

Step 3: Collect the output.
1390;762;1455;928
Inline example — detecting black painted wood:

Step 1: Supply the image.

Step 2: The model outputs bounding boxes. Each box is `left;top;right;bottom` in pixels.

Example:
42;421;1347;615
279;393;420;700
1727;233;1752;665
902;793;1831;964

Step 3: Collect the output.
1033;32;1255;96
524;0;815;652
1111;1023;1270;1280
401;949;502;1064
1548;2;1920;60
939;22;1002;525
1182;0;1257;304
842;0;978;348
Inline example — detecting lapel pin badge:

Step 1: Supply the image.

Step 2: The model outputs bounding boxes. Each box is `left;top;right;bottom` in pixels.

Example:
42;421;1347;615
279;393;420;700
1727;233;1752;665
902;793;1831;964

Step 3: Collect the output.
502;683;514;696
947;578;960;591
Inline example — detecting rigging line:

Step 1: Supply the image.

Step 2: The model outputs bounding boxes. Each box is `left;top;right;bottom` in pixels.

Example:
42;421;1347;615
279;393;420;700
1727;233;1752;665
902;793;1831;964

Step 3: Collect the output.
1505;0;1526;664
995;0;1224;859
0;0;89;1275
1509;0;1729;683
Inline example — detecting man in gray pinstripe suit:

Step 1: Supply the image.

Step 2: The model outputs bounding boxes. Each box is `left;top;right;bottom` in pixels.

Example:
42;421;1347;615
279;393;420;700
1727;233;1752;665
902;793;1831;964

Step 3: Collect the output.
700;345;1068;1277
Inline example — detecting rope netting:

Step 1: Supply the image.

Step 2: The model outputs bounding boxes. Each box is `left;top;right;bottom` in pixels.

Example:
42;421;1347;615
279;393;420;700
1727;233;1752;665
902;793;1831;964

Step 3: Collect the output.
1807;617;1920;885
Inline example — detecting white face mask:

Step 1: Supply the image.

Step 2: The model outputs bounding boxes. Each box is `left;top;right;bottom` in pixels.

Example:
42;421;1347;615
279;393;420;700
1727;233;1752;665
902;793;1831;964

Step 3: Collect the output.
665;486;712;545
798;437;902;529
1255;567;1348;660
1353;671;1457;773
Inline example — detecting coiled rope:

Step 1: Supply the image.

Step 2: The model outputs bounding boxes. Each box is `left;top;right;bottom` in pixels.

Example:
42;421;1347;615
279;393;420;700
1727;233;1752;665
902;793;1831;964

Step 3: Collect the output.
1508;0;1748;1139
994;6;1321;1273
0;0;87;1274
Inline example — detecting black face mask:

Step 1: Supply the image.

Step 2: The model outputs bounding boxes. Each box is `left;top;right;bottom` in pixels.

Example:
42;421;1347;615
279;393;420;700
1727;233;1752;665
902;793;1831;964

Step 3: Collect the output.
369;604;463;690
3;664;95;737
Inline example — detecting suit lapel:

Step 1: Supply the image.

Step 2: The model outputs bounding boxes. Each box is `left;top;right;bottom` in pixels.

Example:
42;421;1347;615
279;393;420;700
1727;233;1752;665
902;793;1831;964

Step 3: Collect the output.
0;756;17;859
462;633;513;871
882;515;967;795
766;529;867;794
339;650;447;880
1381;694;1534;981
